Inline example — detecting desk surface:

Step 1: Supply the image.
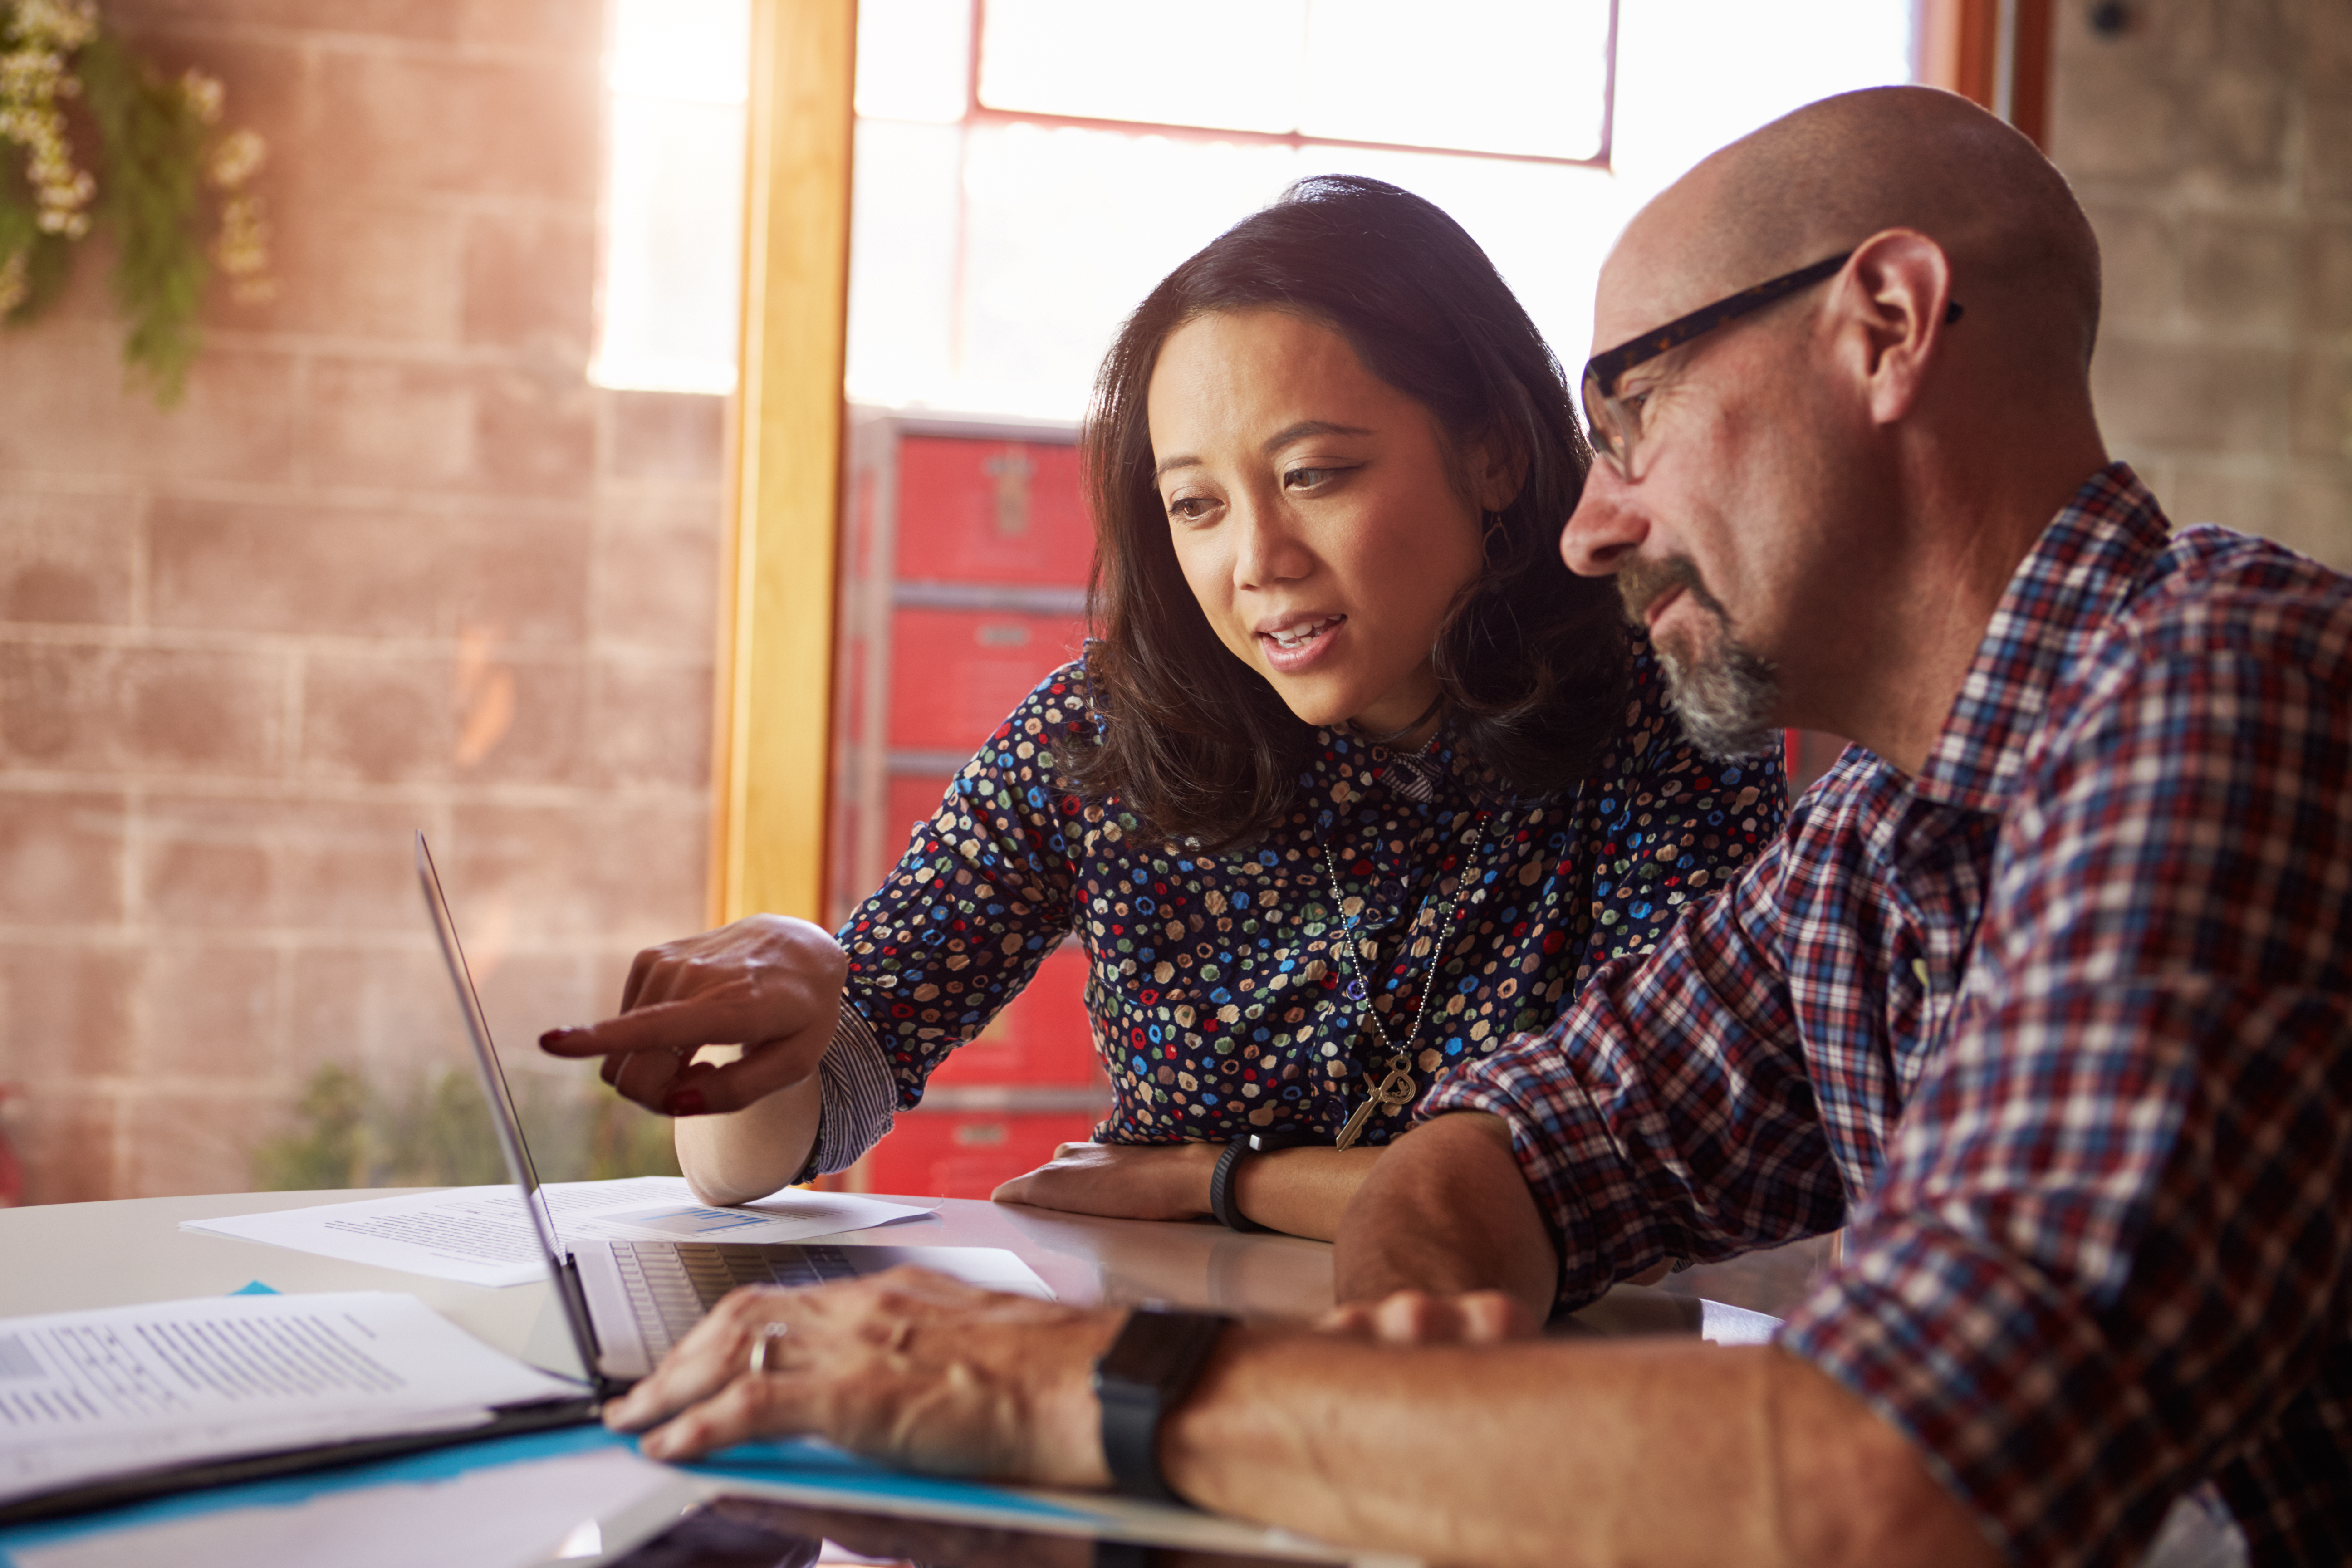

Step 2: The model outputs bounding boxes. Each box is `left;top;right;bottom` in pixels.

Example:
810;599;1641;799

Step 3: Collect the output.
0;1188;1353;1381
0;1188;1776;1568
0;1186;1765;1372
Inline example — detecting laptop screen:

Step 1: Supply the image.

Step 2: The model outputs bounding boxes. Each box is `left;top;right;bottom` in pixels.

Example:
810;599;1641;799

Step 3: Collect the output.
414;832;573;1276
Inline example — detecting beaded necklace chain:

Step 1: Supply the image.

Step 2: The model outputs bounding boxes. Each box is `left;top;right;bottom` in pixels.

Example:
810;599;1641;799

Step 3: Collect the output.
1323;813;1487;1150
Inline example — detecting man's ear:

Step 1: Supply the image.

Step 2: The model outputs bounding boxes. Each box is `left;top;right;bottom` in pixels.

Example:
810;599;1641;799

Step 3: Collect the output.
1838;228;1954;426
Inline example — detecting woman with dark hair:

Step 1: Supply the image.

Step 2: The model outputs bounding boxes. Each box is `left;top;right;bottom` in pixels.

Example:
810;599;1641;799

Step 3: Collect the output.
543;176;1784;1240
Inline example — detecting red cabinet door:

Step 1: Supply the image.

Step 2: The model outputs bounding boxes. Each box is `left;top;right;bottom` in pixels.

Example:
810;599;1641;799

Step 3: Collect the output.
852;1110;1104;1200
896;437;1094;586
886;607;1087;753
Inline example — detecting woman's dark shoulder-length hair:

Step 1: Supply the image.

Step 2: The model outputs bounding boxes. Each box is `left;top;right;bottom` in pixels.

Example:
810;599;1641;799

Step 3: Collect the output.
1068;173;1630;850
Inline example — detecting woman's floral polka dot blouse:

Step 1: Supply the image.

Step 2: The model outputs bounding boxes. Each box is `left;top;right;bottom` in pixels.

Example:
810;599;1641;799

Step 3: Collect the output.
825;643;1786;1157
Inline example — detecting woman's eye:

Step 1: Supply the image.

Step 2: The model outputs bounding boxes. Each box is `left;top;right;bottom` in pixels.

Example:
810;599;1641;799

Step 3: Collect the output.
1283;466;1337;490
1165;495;1213;523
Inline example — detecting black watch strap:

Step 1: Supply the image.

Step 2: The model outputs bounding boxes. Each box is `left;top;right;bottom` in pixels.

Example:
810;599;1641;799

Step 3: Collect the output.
1208;1137;1266;1232
1093;1309;1233;1505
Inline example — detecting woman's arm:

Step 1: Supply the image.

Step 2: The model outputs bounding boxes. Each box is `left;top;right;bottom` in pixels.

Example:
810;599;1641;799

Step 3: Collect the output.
991;1141;1383;1241
676;1075;824;1206
538;913;847;1202
541;667;1092;1186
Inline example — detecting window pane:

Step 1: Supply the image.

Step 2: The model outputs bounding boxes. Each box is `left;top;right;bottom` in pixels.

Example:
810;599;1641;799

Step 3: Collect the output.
845;118;965;405
593;0;750;394
978;0;1308;135
608;0;749;102
1610;0;1913;191
1299;0;1612;160
857;0;971;123
593;93;747;394
951;123;1300;416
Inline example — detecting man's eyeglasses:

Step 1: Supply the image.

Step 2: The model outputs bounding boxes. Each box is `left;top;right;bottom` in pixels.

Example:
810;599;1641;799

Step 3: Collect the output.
1580;250;1964;479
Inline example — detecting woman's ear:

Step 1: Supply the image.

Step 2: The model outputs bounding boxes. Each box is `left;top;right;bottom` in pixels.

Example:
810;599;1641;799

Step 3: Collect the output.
1468;425;1529;513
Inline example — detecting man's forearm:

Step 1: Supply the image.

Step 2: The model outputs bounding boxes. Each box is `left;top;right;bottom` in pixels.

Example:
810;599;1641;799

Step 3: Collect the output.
1159;1333;1998;1568
1332;1112;1558;1313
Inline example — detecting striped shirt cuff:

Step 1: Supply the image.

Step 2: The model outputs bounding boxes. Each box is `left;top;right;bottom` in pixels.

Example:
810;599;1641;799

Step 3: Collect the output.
797;1003;897;1181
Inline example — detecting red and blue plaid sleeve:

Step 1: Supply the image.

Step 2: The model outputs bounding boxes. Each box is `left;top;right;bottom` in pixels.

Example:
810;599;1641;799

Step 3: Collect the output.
1422;800;1848;1306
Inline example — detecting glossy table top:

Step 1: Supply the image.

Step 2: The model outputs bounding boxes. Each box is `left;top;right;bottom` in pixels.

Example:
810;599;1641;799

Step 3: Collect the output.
0;1185;1778;1377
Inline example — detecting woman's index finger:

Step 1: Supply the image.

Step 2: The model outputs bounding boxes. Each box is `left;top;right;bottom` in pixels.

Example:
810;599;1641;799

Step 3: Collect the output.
538;995;747;1059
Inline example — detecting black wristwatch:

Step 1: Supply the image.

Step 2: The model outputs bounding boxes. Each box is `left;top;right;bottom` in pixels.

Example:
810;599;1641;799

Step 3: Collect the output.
1093;1308;1233;1505
1208;1131;1315;1232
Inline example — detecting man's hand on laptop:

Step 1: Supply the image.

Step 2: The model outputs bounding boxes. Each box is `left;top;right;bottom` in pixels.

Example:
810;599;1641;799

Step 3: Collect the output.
601;1264;1122;1486
536;914;847;1118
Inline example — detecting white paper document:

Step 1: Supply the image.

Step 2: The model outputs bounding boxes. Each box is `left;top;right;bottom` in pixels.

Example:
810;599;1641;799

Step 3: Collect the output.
0;1292;583;1509
179;1177;939;1288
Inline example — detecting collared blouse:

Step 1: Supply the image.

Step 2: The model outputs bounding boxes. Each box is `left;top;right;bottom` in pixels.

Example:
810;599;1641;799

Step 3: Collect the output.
808;642;1786;1166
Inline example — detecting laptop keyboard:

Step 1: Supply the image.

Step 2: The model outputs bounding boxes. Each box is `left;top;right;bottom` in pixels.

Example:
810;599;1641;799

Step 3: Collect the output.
612;1242;864;1359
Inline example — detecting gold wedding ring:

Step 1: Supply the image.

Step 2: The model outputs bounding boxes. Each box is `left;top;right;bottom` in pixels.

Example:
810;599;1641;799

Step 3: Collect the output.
747;1321;789;1376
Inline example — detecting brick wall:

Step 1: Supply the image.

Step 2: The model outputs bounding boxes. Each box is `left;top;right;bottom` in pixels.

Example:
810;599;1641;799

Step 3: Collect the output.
0;0;725;1202
2051;0;2352;566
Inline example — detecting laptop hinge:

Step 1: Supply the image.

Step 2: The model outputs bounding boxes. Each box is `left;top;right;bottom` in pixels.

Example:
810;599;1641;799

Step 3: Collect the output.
554;1250;620;1399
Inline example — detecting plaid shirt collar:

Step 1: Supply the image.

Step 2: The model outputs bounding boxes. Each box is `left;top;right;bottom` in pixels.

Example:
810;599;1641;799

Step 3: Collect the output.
1911;461;2169;813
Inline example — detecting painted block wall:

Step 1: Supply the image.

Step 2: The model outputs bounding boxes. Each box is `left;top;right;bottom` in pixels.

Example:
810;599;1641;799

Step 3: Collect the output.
0;0;725;1201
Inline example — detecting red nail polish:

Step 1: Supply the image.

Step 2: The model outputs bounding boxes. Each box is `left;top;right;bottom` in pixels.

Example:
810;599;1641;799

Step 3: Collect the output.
666;1089;706;1117
538;1029;573;1049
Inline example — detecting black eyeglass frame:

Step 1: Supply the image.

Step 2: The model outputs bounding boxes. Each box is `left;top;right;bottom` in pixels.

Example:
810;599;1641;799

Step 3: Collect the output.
1580;250;1964;476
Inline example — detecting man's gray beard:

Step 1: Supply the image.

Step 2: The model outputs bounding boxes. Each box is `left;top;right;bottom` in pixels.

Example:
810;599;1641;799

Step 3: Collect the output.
1656;627;1783;760
1617;553;1784;759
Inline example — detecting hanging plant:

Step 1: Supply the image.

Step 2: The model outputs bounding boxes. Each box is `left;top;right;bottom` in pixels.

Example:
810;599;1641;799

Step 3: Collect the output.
0;0;271;407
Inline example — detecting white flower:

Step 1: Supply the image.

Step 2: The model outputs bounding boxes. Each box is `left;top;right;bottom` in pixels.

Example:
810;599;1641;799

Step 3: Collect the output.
207;126;265;188
180;67;222;125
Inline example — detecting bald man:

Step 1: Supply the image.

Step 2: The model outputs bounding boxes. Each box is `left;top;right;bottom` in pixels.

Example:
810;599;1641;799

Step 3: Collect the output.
591;88;2347;1568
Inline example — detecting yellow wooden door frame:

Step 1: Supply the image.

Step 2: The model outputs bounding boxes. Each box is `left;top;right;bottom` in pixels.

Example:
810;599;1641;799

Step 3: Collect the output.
711;0;858;926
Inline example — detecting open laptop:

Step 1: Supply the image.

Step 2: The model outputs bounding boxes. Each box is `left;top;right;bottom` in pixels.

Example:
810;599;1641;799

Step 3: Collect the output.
414;832;1049;1396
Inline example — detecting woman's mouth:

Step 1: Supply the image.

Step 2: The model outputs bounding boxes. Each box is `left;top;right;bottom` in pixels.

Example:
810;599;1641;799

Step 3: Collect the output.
1259;614;1345;671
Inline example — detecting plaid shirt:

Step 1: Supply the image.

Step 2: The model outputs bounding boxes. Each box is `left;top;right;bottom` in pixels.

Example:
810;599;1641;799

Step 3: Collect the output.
1425;465;2352;1567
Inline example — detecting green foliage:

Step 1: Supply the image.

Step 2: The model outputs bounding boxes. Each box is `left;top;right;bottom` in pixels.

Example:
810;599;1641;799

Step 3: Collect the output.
254;1063;684;1193
0;168;72;321
250;1063;368;1191
583;1094;686;1183
0;4;264;407
73;26;206;404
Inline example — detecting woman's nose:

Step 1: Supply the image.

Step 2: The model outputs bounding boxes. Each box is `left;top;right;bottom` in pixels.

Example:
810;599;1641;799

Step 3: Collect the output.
1231;491;1312;589
1560;468;1649;578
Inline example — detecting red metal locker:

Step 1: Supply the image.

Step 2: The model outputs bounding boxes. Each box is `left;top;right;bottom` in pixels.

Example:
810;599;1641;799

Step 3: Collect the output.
832;412;1114;1200
896;436;1095;585
848;1110;1106;1201
886;607;1088;752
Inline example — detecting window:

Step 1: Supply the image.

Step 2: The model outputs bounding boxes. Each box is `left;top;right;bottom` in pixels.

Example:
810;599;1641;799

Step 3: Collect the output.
972;0;1613;161
848;0;1917;421
591;0;751;395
